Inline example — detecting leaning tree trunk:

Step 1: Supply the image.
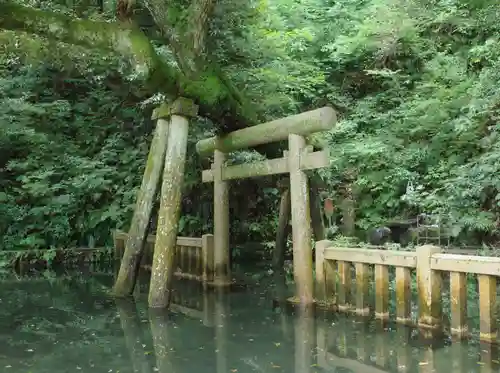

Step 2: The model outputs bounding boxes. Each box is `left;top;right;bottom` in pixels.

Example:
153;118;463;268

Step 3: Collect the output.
112;119;169;297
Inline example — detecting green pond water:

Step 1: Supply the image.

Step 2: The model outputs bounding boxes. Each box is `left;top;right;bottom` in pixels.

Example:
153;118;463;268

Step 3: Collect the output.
0;267;498;373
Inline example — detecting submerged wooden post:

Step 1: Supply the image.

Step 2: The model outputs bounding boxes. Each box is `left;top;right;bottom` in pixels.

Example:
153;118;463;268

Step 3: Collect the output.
355;263;370;316
148;98;199;308
416;245;442;328
375;264;389;320
396;267;412;324
478;274;497;343
337;261;351;311
202;234;215;283
112;108;170;297
450;271;468;338
289;133;314;305
315;240;335;306
213;150;231;285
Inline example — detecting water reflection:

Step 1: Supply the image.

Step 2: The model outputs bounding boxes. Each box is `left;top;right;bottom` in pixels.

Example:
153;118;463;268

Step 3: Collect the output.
1;271;500;373
115;299;155;373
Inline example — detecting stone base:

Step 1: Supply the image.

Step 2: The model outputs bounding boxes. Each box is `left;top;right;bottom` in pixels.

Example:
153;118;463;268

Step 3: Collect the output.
315;299;337;311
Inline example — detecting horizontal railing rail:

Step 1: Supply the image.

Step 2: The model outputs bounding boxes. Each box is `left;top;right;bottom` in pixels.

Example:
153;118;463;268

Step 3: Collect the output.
113;230;214;283
315;241;500;343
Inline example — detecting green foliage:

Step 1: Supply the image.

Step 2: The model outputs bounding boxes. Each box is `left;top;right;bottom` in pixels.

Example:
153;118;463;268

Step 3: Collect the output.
1;0;499;255
0;57;149;250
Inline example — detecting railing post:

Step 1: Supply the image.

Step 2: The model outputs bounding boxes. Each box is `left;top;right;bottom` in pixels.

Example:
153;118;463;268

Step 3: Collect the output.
416;245;442;328
395;267;412;324
202;234;215;283
450;272;468;338
375;264;389;320
355;262;370;316
315;240;328;302
478;274;497;343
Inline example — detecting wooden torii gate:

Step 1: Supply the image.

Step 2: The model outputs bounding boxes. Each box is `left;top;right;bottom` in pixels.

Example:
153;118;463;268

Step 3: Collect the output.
196;107;337;304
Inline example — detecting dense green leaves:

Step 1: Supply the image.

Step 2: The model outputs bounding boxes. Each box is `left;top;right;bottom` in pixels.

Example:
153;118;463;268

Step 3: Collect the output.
1;0;499;251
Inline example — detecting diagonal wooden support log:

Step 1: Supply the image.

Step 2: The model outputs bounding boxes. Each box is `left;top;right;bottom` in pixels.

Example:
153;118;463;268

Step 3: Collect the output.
112;111;170;297
148;97;199;308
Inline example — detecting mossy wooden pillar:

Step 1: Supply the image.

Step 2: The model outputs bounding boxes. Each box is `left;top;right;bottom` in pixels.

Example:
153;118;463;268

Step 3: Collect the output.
213;150;231;286
148;98;199;308
112;110;170;297
416;245;442;328
289;134;314;305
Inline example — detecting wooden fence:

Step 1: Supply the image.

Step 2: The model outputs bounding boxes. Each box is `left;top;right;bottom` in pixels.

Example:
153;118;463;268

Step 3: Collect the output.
113;230;214;283
315;241;500;343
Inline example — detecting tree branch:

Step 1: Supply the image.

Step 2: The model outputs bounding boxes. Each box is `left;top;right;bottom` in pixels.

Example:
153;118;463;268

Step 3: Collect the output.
188;0;215;58
140;0;260;134
0;1;279;156
1;4;140;70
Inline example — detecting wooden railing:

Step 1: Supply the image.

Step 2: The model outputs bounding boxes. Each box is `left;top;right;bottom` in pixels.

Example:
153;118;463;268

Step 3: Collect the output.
315;241;500;343
113;230;214;283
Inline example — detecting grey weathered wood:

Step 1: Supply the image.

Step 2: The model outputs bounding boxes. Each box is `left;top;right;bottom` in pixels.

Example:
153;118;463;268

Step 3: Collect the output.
196;107;336;156
213;150;231;285
148;112;192;308
323;247;417;268
288;134;314;304
431;253;500;276
201;150;329;182
112;117;169;297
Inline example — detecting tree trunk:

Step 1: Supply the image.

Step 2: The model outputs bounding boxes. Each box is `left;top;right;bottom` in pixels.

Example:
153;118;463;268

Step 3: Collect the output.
148;114;190;308
189;0;215;58
112;119;169;297
309;179;325;241
273;188;291;269
341;185;356;236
